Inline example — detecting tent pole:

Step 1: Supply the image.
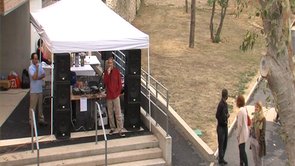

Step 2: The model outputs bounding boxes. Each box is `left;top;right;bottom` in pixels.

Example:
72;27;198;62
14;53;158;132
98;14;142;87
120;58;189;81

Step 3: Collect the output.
148;48;151;131
50;52;53;135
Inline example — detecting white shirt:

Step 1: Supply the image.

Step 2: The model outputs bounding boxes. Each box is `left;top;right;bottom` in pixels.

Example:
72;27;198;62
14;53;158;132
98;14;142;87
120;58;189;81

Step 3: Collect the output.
236;106;249;144
29;63;45;93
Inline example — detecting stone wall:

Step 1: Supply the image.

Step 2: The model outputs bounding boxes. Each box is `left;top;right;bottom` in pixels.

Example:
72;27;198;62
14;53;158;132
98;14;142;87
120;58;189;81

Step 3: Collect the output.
106;0;141;22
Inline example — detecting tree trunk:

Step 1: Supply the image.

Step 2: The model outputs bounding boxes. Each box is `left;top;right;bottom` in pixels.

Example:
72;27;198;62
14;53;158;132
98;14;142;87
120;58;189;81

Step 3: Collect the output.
259;0;295;164
265;54;295;165
209;0;228;43
185;0;188;13
209;0;216;42
215;0;229;40
189;0;196;48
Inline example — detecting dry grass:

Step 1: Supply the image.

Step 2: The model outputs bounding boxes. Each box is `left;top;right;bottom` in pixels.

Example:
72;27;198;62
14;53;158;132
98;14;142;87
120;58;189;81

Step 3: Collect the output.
133;2;265;150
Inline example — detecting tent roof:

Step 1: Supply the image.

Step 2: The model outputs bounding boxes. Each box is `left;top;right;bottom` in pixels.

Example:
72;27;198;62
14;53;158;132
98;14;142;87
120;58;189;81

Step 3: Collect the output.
30;0;149;53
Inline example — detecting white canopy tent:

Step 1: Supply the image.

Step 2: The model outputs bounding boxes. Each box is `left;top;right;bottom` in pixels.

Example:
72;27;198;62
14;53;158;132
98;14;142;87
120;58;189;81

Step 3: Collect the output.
30;0;151;135
30;0;149;52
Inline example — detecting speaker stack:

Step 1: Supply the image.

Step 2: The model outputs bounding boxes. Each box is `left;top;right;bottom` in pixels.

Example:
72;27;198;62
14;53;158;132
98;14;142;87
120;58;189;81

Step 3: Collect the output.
124;49;141;130
53;53;71;139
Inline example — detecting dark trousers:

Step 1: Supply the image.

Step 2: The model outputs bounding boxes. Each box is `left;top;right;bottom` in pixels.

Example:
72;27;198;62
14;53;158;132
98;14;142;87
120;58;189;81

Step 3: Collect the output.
239;143;248;166
217;125;228;162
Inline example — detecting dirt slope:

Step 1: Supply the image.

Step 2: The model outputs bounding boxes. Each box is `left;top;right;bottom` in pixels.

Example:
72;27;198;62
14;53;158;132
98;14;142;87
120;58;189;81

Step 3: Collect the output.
133;0;265;150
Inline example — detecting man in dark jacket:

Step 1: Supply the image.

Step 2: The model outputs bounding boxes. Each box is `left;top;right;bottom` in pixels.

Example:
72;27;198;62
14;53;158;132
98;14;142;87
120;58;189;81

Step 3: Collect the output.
216;89;230;165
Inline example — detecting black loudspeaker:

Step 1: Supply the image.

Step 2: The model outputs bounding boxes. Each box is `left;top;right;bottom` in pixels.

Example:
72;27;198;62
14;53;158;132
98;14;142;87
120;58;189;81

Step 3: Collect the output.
123;49;142;130
54;82;70;110
54;109;71;139
54;53;70;82
125;49;141;75
124;75;141;103
53;88;71;139
101;51;113;61
124;103;141;129
53;53;71;139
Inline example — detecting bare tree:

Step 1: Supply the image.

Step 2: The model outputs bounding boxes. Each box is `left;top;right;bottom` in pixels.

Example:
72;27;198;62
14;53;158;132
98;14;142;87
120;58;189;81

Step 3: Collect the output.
240;0;295;164
209;0;229;43
189;0;196;48
260;0;295;164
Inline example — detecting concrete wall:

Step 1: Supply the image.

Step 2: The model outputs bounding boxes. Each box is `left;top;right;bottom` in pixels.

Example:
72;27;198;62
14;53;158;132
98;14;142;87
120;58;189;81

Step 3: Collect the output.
0;16;2;75
106;0;141;22
0;1;30;77
140;109;172;165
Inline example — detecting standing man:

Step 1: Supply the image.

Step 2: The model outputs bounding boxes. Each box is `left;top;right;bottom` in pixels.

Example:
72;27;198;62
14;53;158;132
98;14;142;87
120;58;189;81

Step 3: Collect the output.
29;53;47;126
216;89;230;165
103;56;125;136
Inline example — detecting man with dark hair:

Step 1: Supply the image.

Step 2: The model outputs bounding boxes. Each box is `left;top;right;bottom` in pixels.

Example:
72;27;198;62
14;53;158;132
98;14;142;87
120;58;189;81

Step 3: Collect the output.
103;57;125;137
216;89;230;165
28;53;47;126
36;39;51;65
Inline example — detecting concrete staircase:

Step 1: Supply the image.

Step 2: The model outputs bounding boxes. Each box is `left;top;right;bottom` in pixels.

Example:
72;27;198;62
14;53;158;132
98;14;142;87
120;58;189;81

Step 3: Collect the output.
0;135;166;166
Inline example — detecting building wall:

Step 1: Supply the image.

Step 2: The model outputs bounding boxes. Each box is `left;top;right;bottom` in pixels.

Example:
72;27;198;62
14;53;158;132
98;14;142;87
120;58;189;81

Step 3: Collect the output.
0;16;2;75
0;1;30;77
106;0;141;22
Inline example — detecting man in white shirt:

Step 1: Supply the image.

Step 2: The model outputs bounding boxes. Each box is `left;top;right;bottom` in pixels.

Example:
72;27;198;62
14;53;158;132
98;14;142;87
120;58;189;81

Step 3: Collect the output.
28;53;47;126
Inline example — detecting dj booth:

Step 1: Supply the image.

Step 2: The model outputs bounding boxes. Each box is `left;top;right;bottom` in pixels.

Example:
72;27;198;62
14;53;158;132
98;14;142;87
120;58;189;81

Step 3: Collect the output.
71;92;107;131
43;54;108;138
31;0;147;140
69;55;107;131
43;51;142;140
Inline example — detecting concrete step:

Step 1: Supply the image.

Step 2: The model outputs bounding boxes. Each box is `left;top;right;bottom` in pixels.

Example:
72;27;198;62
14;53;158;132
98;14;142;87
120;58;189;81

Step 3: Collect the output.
25;148;163;166
0;135;160;166
110;158;166;166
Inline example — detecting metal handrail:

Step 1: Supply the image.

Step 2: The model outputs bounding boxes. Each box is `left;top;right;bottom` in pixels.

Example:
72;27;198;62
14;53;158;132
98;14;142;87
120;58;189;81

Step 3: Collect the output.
30;109;40;166
111;51;170;136
95;101;108;166
140;68;170;136
141;91;169;137
113;51;126;78
112;51;169;107
113;51;126;65
141;68;169;108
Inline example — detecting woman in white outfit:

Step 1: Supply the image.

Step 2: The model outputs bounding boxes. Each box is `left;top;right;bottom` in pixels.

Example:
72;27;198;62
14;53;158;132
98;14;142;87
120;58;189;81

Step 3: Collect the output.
236;95;249;166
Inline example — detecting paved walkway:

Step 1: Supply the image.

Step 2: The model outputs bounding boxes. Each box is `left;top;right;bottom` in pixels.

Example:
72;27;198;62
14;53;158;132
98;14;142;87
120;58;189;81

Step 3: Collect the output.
170;121;209;166
0;89;29;127
224;108;288;166
223;80;288;165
